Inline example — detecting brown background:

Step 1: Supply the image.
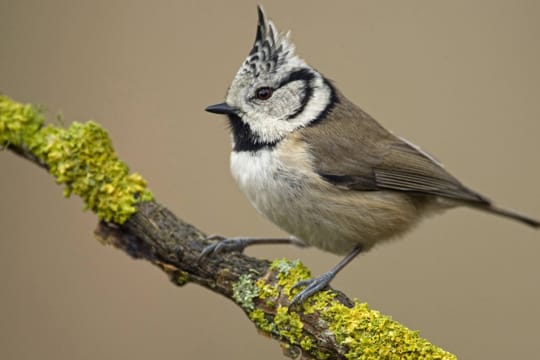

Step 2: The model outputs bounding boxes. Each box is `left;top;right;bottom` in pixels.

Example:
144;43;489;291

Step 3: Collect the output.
1;1;539;359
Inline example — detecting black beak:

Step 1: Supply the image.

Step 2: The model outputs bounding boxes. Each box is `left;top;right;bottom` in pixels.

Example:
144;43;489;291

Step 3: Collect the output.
205;102;236;115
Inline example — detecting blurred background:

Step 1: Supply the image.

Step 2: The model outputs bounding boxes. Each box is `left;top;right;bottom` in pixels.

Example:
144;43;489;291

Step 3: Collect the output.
1;1;539;359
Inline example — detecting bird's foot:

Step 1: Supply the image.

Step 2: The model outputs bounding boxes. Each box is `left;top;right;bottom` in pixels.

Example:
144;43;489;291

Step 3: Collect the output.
199;235;251;261
289;271;335;308
199;235;306;263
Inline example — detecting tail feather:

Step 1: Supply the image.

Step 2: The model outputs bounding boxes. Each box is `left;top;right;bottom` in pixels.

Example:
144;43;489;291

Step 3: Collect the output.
479;205;540;228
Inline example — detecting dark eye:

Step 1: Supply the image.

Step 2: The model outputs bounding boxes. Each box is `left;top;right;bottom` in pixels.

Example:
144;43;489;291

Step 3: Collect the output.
255;87;273;100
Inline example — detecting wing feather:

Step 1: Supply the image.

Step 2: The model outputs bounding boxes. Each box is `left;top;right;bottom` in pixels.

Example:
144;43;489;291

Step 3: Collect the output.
299;91;490;205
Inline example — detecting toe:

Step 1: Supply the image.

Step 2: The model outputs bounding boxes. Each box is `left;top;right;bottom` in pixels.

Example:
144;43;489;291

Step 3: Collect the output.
198;243;218;262
290;278;312;291
289;272;334;308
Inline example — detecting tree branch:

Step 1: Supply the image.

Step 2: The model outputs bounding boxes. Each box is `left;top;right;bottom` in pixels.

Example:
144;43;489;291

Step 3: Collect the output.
0;95;456;360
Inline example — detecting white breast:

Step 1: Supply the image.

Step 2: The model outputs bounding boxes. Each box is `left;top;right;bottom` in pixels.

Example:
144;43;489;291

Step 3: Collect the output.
230;149;299;217
230;147;366;254
230;146;426;255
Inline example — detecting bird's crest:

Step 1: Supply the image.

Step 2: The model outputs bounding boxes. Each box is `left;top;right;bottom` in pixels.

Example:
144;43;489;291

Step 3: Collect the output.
242;6;298;77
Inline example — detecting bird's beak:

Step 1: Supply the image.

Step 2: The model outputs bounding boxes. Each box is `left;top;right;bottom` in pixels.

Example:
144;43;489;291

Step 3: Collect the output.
205;102;236;115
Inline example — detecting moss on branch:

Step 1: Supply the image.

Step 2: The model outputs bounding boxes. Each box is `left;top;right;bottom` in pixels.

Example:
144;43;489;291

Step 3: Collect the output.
0;95;153;223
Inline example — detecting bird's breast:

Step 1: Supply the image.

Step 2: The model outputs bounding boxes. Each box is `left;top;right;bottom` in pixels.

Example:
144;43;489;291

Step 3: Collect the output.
229;140;426;255
230;149;308;217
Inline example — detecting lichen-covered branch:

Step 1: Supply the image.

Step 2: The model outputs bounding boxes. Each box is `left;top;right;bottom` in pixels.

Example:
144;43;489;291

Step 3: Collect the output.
0;95;456;360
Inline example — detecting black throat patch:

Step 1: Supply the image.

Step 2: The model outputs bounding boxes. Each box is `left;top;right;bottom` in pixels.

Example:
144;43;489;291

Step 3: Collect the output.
227;113;279;152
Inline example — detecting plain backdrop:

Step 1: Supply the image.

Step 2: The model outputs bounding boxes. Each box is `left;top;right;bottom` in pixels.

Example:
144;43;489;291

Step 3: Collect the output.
1;1;539;359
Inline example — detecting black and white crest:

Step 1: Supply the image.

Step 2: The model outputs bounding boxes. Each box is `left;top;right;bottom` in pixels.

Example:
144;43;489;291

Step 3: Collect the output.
242;6;299;78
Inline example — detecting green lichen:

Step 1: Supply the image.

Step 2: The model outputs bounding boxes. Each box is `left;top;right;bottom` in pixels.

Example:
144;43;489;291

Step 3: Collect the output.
323;301;456;360
270;258;311;298
298;283;456;359
250;306;315;355
0;95;153;223
299;335;313;351
274;306;304;343
250;259;331;358
248;308;273;333
254;258;455;359
233;274;260;311
176;271;190;286
0;96;44;146
256;279;278;308
270;257;302;275
256;278;278;300
314;349;331;360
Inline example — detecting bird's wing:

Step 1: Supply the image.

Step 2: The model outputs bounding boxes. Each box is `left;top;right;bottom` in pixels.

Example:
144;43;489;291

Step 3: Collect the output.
299;97;489;205
324;140;488;203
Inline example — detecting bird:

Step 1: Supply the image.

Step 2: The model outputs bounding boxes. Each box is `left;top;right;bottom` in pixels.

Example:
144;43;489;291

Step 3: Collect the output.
202;6;539;307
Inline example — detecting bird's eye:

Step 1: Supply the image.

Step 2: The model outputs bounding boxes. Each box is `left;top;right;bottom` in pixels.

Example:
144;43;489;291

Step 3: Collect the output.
255;87;273;100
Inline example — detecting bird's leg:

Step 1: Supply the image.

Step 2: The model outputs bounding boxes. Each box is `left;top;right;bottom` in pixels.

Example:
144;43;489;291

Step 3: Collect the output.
289;245;364;308
198;235;306;262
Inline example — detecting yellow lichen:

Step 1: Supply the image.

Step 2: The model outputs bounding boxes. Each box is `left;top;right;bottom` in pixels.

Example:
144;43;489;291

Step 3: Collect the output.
176;271;190;286
0;95;153;223
274;306;304;344
303;291;457;359
251;259;331;357
270;258;311;299
0;95;44;147
249;308;273;333
323;301;456;359
299;335;313;351
256;258;456;359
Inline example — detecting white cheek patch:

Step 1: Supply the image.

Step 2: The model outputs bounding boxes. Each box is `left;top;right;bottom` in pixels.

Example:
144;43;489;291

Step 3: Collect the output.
247;75;332;144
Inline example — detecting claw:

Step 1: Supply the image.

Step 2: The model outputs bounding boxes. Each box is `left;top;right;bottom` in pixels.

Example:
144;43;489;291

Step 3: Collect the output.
289;271;335;308
199;235;311;266
198;236;249;263
198;243;219;260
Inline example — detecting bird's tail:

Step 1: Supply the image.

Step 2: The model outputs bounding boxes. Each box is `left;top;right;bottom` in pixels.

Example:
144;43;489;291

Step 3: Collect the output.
478;204;540;228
